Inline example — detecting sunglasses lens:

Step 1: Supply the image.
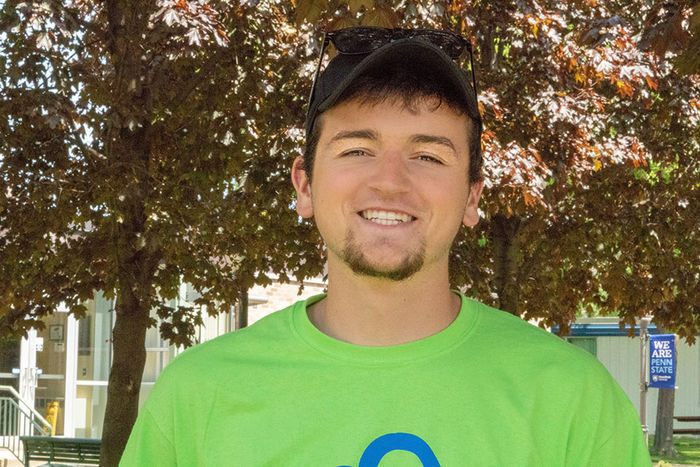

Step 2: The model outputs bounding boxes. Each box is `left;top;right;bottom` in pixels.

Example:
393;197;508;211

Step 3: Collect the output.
421;32;465;59
330;27;466;60
331;27;392;54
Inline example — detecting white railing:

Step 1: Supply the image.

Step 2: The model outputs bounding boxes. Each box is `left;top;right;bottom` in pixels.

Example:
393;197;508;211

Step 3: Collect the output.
0;385;52;462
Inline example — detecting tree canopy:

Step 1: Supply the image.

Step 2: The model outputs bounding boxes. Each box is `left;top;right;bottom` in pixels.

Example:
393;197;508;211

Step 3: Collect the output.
1;0;698;463
1;0;323;463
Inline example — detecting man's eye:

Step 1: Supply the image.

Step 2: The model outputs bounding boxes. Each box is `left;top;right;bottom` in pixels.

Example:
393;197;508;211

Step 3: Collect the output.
417;154;443;164
343;149;369;157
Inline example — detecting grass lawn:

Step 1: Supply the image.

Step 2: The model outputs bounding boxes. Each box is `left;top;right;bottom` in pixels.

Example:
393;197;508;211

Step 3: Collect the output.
650;436;700;465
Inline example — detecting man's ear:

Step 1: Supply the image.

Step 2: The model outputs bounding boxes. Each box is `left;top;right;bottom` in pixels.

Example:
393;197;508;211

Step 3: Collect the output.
292;156;314;218
462;180;484;227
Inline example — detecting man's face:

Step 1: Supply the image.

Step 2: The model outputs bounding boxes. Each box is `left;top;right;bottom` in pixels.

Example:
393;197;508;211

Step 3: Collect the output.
292;97;483;281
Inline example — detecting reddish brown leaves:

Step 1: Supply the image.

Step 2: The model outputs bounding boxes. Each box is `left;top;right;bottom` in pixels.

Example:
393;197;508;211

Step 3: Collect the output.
641;0;693;56
151;0;229;49
645;75;659;91
481;129;552;214
614;79;635;98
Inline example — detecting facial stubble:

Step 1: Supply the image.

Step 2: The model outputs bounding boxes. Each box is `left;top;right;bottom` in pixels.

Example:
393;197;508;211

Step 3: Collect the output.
340;229;427;281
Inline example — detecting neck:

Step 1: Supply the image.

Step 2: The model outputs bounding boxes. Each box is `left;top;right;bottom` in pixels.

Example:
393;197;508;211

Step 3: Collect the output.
308;259;460;346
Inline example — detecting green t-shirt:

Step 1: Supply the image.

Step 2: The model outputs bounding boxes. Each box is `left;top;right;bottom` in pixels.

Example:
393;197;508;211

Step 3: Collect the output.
121;293;651;466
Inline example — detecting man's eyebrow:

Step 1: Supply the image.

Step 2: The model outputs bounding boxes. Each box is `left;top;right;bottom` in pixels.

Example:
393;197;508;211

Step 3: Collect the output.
329;129;379;143
410;134;456;152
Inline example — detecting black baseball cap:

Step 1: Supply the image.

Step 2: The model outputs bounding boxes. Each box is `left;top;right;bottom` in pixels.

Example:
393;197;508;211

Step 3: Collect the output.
305;36;482;142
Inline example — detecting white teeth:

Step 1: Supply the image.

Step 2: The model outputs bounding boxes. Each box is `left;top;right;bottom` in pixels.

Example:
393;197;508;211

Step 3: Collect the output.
361;210;413;225
374;218;402;226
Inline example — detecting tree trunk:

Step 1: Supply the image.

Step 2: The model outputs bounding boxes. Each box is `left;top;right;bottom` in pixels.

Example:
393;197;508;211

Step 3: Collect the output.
99;142;153;463
101;291;150;465
100;2;154;463
235;288;249;330
99;159;154;466
490;214;521;314
653;388;678;456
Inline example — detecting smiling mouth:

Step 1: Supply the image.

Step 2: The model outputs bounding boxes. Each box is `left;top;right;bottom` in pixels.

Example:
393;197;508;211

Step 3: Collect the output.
359;210;416;226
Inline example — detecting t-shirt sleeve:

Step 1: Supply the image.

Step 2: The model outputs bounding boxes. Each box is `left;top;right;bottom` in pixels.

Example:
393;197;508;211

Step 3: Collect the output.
118;339;225;465
565;357;652;467
118;353;188;466
586;419;651;467
119;407;176;466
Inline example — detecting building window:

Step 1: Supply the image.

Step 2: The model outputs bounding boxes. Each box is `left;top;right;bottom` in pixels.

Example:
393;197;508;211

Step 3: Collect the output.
567;337;597;357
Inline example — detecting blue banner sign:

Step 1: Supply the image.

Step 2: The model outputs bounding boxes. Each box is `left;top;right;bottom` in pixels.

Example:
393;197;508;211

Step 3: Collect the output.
649;334;676;389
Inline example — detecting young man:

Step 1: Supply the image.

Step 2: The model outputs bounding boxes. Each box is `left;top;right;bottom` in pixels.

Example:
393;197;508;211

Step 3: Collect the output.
121;27;651;466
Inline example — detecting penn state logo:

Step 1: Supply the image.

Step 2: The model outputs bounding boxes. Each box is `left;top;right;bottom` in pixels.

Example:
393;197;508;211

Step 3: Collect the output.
338;432;441;467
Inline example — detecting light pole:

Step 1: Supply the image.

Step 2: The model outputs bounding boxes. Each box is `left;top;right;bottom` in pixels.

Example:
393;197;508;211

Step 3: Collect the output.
640;315;652;445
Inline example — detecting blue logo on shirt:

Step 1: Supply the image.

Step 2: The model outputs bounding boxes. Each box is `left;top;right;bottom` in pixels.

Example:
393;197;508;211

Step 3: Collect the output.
338;432;441;467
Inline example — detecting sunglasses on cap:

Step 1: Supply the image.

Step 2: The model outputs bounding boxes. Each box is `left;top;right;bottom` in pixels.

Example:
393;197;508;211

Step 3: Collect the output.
307;26;479;114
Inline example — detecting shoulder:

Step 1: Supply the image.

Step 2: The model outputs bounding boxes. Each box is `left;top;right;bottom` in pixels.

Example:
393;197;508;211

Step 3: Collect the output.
140;298;311;414
469;299;570;349
162;299;303;377
148;295;325;401
466;299;643;431
467;299;612;383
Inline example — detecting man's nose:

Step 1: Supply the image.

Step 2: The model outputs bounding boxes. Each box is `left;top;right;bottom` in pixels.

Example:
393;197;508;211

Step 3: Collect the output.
366;150;411;194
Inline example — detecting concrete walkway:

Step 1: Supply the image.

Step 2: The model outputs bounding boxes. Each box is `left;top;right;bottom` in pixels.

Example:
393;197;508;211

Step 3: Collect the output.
0;449;43;467
0;449;21;467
